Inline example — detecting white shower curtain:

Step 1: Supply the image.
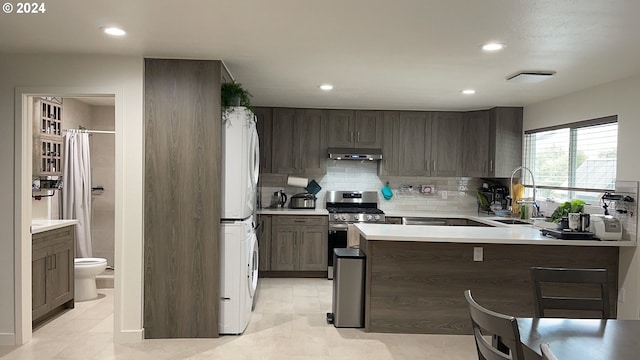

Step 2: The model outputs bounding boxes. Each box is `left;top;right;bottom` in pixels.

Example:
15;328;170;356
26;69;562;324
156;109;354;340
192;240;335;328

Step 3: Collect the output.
63;130;92;258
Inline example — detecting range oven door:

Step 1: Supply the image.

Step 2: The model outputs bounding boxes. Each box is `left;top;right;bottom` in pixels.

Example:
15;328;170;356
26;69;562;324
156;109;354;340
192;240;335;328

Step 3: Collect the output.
328;223;348;279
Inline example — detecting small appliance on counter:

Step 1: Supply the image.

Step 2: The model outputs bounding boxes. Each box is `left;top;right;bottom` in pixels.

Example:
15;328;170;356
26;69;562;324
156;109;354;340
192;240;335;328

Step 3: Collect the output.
590;215;623;240
269;190;287;208
289;192;316;209
540;228;595;240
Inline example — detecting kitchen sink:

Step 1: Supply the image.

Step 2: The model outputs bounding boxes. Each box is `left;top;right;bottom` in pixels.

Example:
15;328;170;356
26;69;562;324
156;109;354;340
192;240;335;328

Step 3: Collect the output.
492;219;531;225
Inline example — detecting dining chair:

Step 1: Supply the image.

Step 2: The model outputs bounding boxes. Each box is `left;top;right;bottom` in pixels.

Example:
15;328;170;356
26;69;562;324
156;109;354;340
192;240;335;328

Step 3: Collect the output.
530;267;611;318
465;289;525;360
540;343;559;360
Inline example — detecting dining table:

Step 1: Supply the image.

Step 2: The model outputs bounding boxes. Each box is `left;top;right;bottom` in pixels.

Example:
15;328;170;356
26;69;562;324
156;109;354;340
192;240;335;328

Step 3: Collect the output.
518;317;640;360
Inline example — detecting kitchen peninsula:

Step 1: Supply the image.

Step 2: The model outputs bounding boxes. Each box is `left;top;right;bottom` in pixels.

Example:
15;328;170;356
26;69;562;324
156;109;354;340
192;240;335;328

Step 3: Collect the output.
354;220;634;335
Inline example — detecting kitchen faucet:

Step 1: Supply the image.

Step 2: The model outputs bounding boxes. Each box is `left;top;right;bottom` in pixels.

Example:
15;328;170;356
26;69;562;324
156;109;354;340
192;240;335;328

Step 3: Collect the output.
510;166;539;218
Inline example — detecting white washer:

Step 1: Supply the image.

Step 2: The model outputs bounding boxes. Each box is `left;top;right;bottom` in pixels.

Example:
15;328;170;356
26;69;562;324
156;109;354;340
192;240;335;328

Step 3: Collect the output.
219;218;259;334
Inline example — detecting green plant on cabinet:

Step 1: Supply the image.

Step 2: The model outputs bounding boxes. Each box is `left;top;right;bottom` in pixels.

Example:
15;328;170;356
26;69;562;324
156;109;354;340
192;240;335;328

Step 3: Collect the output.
221;81;253;122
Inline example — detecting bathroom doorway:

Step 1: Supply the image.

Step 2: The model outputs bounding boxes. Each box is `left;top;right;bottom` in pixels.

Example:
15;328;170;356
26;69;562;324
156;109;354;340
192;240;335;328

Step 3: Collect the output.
17;90;121;344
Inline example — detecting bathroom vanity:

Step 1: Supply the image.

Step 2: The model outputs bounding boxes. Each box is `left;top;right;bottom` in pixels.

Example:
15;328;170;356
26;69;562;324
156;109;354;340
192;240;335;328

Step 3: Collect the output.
32;221;76;324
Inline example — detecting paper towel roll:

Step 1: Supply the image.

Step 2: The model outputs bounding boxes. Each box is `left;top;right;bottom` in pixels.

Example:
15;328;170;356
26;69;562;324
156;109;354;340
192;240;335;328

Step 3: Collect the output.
287;176;308;188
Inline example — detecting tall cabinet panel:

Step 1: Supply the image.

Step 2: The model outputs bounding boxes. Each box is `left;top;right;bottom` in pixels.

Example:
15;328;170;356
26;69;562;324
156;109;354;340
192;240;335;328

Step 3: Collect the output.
462;110;491;177
144;59;221;338
298;109;327;175
254;107;273;174
378;111;399;176
489;107;523;177
432;112;463;177
271;108;299;174
396;112;431;176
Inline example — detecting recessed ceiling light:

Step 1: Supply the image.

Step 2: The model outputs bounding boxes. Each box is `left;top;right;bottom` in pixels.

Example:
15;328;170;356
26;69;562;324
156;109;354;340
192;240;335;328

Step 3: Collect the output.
101;27;126;36
319;84;333;91
462;89;476;95
482;43;505;52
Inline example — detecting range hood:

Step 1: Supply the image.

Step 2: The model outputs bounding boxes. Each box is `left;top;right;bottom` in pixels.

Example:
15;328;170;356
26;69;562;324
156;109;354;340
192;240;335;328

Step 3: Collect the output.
328;147;383;161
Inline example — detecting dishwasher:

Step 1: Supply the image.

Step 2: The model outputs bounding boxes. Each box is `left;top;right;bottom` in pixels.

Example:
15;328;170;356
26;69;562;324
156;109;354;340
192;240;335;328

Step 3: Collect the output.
402;217;448;226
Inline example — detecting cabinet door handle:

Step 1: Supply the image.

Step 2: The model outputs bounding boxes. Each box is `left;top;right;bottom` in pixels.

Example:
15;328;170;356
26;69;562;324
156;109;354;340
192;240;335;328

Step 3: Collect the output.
433;160;437;172
425;160;430;172
52;254;56;269
356;132;360;143
46;255;51;270
489;160;494;172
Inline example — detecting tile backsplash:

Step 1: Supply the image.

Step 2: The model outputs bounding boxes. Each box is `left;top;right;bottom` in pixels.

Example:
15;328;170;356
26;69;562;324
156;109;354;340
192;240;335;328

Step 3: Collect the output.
261;161;482;214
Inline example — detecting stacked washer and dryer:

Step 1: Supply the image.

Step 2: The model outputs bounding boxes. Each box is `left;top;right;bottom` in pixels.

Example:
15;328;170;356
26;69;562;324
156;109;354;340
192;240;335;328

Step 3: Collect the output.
219;107;260;335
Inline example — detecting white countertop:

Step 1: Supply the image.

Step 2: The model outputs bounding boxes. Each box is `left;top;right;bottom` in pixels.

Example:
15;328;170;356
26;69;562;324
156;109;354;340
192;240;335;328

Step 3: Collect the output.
258;208;329;216
354;218;635;247
31;219;78;234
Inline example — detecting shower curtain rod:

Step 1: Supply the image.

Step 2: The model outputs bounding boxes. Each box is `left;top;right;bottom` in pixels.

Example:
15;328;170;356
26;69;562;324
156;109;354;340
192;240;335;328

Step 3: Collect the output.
64;128;116;134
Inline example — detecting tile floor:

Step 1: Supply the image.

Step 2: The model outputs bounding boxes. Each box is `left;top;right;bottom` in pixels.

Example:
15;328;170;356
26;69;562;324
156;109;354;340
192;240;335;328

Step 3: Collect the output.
0;278;477;359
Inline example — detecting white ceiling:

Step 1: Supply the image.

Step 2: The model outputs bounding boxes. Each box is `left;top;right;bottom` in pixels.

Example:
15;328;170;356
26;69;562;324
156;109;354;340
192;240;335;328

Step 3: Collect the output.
2;0;640;111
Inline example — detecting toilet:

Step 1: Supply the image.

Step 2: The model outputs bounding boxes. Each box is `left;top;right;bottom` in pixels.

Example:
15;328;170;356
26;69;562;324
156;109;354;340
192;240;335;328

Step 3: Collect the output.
74;258;107;301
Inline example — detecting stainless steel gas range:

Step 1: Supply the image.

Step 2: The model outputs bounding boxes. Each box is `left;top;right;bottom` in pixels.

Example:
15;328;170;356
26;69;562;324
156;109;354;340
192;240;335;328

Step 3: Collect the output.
326;191;385;279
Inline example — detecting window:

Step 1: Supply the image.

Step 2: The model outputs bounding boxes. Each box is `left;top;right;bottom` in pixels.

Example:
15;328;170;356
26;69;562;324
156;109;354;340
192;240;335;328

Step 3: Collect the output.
523;116;618;202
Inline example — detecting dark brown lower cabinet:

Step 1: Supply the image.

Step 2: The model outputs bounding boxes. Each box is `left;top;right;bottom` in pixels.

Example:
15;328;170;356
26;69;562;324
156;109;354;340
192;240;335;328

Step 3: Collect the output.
270;216;328;272
32;226;75;324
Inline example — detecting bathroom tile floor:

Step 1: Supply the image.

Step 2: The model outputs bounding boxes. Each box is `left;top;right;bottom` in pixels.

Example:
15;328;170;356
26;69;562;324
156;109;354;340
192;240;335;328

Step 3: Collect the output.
0;278;477;359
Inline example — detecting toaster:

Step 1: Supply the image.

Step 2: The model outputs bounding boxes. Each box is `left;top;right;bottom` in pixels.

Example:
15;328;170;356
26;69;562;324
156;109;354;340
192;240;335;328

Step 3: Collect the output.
590;215;622;241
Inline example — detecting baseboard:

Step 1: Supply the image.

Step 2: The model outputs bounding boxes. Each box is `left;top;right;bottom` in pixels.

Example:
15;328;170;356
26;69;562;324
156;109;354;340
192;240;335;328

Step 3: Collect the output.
0;333;16;346
260;271;327;278
114;329;144;343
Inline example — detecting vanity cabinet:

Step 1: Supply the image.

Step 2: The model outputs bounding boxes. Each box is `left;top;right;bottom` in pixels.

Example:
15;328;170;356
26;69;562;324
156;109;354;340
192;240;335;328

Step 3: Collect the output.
271;108;327;175
270;216;328;272
33;98;63;176
32;226;75;323
326;110;383;149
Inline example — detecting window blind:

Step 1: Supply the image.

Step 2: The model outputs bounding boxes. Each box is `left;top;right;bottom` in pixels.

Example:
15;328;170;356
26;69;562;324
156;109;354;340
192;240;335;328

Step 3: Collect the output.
523;118;617;201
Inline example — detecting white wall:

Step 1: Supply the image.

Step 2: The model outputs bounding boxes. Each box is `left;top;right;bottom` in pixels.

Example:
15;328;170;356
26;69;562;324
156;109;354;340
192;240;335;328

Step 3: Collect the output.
524;74;640;319
0;53;144;344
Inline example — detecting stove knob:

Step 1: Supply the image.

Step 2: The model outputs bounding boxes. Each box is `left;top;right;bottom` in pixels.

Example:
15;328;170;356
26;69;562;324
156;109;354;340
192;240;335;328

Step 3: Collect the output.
374;215;380;221
341;214;348;221
366;214;373;221
333;214;340;220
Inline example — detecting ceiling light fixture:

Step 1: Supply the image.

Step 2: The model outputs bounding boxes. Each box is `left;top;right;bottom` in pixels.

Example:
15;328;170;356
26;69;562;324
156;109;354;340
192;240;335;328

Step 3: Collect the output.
506;71;556;83
482;43;505;52
101;27;126;36
462;89;476;95
319;84;333;91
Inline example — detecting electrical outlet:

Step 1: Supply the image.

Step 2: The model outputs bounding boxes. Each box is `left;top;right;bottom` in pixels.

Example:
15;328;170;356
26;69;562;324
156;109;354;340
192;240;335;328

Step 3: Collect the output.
473;247;483;261
441;190;448;200
618;288;625;303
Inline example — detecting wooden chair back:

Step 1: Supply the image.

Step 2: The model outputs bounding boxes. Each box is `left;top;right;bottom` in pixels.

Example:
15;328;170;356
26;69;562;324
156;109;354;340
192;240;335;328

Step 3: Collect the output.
530;267;610;318
465;289;524;360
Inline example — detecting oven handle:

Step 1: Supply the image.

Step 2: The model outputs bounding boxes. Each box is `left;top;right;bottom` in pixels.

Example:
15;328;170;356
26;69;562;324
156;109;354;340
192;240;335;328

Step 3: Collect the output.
329;223;349;231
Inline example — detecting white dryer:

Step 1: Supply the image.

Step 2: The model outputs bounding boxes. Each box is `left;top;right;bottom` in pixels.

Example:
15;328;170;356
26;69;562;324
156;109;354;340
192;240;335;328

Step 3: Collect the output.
219;217;259;334
221;108;259;220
